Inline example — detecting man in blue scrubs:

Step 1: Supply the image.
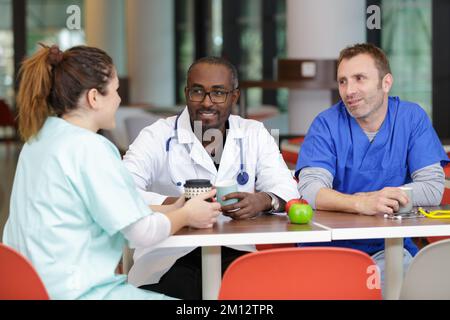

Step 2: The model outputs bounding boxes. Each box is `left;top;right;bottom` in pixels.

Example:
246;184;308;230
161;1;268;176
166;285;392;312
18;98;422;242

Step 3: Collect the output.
296;43;449;285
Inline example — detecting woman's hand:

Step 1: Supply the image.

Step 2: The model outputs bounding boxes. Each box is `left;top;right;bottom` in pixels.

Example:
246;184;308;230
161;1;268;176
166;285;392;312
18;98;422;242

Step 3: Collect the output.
183;189;221;228
172;195;186;210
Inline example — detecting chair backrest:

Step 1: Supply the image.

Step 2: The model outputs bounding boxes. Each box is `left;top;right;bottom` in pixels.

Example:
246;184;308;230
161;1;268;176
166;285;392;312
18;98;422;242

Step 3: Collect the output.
0;243;50;300
442;187;450;205
218;247;381;300
400;239;450;299
101;107;156;151
426;188;450;243
124;114;160;145
0;100;15;126
0;100;18;143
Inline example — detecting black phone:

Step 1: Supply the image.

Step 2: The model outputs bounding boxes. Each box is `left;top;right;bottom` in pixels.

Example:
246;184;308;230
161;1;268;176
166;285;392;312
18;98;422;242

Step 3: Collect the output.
384;211;424;220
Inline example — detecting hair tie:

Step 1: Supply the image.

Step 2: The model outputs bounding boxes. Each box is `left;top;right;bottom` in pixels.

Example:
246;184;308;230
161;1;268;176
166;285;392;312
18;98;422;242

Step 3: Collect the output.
47;45;64;67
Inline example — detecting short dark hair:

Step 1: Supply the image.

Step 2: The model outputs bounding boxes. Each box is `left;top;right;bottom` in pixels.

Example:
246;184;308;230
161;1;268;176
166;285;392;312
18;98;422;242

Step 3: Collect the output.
187;56;239;89
338;43;391;80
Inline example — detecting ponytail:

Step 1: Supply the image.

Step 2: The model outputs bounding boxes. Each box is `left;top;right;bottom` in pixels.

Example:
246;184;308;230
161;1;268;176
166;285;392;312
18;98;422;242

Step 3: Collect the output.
16;44;113;142
17;45;54;142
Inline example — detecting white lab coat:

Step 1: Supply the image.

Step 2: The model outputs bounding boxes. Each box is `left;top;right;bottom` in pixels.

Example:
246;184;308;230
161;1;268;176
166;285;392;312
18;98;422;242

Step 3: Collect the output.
123;107;299;286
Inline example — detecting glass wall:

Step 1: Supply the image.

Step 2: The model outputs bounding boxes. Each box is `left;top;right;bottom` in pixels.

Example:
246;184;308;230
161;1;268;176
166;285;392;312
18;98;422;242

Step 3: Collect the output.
239;0;263;108
0;0;14;105
27;0;85;54
210;0;223;57
238;0;287;111
175;0;195;104
175;0;287;109
0;0;86;107
175;0;223;104
382;0;432;117
274;0;288;112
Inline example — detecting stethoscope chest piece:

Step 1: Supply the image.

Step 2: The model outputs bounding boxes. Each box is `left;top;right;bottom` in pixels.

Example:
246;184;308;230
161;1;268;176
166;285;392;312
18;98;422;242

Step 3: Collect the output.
237;171;249;185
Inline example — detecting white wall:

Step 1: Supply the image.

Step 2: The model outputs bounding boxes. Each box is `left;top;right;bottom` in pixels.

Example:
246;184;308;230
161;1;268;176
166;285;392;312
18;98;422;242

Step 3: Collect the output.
286;0;366;134
126;0;175;106
85;0;127;77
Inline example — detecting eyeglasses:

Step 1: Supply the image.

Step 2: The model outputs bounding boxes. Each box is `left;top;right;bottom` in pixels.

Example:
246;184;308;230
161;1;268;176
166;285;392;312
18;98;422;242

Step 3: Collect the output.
187;87;235;103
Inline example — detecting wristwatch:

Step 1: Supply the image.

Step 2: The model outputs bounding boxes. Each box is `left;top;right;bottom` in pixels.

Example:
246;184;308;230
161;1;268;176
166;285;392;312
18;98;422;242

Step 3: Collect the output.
266;192;280;213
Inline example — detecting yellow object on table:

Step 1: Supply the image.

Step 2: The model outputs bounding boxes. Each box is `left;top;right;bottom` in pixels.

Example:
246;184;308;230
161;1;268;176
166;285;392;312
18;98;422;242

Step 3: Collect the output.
418;207;450;219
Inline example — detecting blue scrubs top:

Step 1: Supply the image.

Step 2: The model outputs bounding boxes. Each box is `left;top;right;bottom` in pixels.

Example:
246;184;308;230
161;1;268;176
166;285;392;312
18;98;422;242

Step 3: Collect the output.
296;97;450;255
3;117;169;300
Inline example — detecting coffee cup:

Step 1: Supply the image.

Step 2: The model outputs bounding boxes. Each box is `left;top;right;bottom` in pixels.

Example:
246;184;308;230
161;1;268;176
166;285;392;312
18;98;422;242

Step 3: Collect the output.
183;179;213;201
398;186;413;214
215;180;238;207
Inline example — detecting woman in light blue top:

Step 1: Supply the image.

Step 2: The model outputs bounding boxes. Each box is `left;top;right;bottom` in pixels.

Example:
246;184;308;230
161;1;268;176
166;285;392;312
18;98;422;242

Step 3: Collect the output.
2;44;221;300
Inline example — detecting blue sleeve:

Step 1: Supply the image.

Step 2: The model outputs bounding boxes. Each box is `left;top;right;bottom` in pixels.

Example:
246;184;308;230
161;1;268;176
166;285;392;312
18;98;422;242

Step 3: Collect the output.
407;107;450;173
295;116;336;178
79;137;151;236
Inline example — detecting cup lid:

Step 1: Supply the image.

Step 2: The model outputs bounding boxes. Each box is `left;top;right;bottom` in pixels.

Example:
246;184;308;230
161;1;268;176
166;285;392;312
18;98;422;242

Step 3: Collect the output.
184;179;212;188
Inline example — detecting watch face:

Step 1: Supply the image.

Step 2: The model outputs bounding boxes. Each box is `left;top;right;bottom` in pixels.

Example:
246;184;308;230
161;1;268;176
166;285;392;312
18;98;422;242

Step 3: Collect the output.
274;200;280;210
270;193;279;211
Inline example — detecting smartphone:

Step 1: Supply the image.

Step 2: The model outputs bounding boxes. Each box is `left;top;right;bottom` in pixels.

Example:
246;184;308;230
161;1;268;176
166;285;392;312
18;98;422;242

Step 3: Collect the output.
384;211;424;220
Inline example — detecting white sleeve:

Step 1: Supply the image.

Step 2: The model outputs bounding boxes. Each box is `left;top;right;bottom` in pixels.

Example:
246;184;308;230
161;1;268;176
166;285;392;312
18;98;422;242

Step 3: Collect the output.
254;124;300;201
123;127;168;205
121;212;171;248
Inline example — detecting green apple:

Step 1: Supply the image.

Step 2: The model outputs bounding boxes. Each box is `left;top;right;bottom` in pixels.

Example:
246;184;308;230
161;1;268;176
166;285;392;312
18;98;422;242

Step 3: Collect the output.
288;203;313;224
285;199;301;213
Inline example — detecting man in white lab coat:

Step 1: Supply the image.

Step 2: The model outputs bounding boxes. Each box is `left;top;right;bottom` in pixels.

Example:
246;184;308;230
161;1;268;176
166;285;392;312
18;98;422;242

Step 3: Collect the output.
123;57;299;299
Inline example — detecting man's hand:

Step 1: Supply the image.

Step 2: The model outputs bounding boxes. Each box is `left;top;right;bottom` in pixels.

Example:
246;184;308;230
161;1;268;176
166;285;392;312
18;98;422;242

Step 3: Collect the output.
354;187;409;215
221;192;272;220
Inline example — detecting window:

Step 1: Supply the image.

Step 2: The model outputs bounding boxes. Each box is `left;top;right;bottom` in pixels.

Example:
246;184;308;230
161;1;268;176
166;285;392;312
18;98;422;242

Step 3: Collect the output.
381;0;432;117
175;0;195;103
175;0;287;110
0;0;14;105
27;0;85;53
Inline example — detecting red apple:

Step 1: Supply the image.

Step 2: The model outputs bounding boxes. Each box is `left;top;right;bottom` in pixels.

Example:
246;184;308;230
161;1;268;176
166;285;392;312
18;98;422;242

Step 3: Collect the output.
285;198;308;213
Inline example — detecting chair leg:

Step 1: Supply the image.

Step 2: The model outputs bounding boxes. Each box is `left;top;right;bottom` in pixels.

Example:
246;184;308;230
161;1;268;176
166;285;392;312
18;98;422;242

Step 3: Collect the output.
122;247;134;275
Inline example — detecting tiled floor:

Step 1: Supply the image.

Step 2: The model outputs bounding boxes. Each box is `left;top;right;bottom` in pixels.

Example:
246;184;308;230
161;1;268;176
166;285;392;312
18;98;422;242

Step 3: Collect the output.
0;143;20;240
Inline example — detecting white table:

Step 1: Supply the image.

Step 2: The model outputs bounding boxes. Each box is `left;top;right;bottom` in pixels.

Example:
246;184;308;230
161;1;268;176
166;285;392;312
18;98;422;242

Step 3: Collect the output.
313;205;450;300
152;214;331;299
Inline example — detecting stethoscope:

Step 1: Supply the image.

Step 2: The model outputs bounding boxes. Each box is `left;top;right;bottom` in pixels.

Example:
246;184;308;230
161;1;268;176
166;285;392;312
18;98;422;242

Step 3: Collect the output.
166;113;249;187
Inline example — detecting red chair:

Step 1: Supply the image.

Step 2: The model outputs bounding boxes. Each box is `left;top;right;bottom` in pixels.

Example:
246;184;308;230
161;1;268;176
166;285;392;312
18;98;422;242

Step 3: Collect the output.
0;243;50;300
444;152;450;179
255;243;295;250
442;187;450;205
281;136;304;167
0;99;18;145
427;188;450;244
218;247;382;300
